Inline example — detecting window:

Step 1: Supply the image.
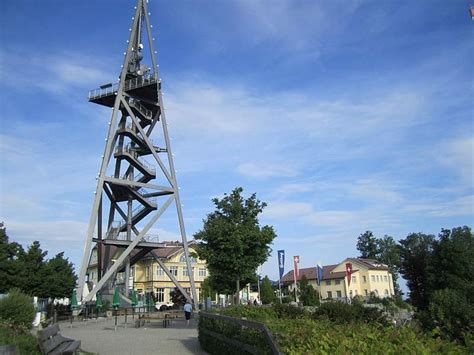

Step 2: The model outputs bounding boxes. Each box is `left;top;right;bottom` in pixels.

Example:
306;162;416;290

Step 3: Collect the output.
352;276;356;283
336;290;342;298
199;268;207;277
384;275;388;282
327;291;332;299
363;276;367;283
384;289;389;296
354;290;358;296
349;290;353;297
376;275;380;282
335;280;341;285
371;275;375;282
374;289;379;296
170;266;178;276
90;271;95;280
179;254;197;263
145;266;152;279
183;267;194;277
325;280;331;286
156;266;165;276
364;289;368;296
156;288;165;302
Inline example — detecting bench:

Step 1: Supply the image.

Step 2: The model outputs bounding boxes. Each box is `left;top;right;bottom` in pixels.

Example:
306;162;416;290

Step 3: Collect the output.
38;324;81;355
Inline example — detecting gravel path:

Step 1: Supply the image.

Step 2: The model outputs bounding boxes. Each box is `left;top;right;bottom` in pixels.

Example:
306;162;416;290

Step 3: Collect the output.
58;315;207;355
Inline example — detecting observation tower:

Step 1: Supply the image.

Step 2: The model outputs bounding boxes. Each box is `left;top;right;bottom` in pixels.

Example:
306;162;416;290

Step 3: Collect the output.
77;0;197;307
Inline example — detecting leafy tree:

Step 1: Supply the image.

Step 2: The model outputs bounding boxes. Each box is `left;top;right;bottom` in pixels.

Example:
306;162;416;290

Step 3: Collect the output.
398;233;435;310
18;241;47;296
194;187;276;302
201;277;217;300
38;252;77;298
377;235;402;294
170;287;187;306
299;275;319;306
356;231;378;259
0;288;36;329
427;226;474;297
0;227;25;292
260;276;275;304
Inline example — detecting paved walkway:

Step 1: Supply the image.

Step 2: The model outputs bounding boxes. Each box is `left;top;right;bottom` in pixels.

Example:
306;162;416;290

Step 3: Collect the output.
58;315;207;355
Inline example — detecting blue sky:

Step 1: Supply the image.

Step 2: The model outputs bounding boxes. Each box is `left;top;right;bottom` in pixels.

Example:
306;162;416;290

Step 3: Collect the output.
0;0;472;284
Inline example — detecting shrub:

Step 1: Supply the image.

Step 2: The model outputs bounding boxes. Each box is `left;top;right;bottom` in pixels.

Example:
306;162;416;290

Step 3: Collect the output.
0;324;40;354
273;304;307;319
314;301;388;325
0;289;35;329
427;288;473;346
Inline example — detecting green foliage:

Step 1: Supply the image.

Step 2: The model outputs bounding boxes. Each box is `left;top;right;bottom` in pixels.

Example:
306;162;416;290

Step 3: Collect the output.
194;187;276;295
0;324;40;354
0;227;76;298
270;318;465;354
398;232;435;310
199;305;466;354
314;301;388;325
299;275;319;306
260;276;275;305
201;277;217;300
170;287;187;306
356;231;378;258
426;288;473;346
0;289;35;329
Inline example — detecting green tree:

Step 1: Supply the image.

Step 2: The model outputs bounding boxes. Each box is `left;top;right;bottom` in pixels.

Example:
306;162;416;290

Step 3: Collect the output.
18;241;47;296
356;231;378;259
260;276;275;304
377;235;402;295
194;187;276;302
38;252;77;298
0;227;25;293
201;277;217;300
398;233;435;310
428;226;474;297
170;287;187;306
299;275;319;306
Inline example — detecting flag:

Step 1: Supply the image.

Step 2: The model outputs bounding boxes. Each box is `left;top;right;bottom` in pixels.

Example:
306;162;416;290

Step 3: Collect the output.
277;250;285;279
316;264;324;286
346;263;353;286
470;6;474;20
293;256;300;282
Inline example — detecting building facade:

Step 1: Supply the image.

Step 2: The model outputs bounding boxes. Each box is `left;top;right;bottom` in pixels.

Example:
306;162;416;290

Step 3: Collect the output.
87;241;207;305
281;258;395;300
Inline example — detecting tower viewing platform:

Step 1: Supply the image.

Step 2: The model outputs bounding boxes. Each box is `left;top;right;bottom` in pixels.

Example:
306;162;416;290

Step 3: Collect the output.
87;73;160;108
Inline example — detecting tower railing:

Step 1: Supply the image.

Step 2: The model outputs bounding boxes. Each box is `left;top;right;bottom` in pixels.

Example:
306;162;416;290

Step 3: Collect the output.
88;74;159;101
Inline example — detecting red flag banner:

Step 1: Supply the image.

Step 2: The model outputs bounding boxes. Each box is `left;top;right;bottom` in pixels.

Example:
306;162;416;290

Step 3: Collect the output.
470;6;474;20
293;256;300;281
346;262;353;286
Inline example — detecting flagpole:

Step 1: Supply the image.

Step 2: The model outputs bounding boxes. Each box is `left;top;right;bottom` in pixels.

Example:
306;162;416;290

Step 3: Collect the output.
278;278;282;304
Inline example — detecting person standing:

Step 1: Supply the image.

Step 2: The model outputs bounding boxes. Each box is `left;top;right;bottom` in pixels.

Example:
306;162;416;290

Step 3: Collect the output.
184;301;193;326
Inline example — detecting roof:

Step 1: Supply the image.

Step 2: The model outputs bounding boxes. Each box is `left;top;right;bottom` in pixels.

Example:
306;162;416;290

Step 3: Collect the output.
281;264;346;283
347;258;389;270
281;258;388;283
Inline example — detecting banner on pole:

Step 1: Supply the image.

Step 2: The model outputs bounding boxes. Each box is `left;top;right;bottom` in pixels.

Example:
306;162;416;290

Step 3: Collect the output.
346;262;353;286
316;264;324;286
293;255;300;281
277;250;285;280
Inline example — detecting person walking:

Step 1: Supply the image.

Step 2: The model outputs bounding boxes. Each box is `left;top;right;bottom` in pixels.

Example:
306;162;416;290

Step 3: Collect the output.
184;300;193;326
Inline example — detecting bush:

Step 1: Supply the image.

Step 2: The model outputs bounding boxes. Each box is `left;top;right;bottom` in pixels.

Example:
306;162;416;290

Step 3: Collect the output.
0;325;40;354
273;304;307;319
314;301;388;325
427;288;473;346
0;289;35;329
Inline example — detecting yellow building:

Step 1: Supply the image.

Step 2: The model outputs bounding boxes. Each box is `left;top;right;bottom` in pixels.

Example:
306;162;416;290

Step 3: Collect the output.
87;241;207;305
281;258;395;300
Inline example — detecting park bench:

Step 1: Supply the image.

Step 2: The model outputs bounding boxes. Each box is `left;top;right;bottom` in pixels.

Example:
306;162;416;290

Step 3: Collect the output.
37;324;81;355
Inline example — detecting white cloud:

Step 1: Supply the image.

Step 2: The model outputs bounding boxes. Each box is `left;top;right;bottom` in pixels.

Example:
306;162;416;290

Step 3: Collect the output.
436;135;473;186
237;162;298;179
264;201;313;219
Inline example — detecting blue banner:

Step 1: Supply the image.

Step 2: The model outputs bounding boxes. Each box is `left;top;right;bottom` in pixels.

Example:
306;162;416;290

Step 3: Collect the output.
316;265;324;286
277;250;285;279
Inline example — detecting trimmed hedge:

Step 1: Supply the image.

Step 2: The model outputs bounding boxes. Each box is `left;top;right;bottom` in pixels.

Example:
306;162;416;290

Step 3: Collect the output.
0;289;35;329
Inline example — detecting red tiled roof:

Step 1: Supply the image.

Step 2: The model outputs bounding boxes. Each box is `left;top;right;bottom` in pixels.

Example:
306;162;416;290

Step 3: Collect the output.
348;258;389;270
281;264;346;283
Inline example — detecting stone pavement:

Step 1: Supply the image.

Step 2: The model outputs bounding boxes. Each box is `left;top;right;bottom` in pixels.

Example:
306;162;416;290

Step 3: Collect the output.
58;314;207;355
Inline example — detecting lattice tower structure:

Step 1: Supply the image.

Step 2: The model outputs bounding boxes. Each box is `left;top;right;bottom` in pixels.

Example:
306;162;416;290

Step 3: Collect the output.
77;0;197;308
